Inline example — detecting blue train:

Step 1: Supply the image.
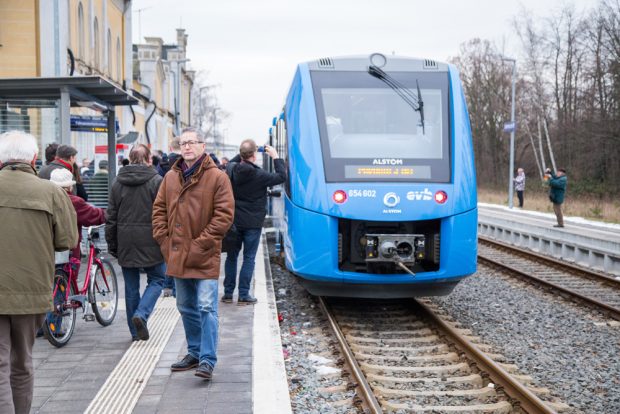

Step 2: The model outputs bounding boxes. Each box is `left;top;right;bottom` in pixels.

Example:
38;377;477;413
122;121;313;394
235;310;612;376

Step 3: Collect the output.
267;53;477;297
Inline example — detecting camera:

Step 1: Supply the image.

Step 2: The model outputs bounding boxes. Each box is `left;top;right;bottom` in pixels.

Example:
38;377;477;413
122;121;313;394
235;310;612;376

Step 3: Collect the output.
257;146;265;153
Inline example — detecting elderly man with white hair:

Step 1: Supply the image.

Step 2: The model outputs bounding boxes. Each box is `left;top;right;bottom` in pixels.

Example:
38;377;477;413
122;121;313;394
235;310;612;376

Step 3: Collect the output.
0;130;77;414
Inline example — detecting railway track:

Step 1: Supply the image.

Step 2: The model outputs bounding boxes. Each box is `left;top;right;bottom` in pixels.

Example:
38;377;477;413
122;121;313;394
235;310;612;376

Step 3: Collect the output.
478;236;620;321
318;297;567;413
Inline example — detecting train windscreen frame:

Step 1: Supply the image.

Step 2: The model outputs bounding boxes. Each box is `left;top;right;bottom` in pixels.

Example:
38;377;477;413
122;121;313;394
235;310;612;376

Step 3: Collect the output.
311;70;451;183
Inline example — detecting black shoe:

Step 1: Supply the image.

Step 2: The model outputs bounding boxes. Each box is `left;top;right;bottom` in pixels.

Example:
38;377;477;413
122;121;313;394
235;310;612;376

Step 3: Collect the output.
171;354;199;371
195;362;213;380
553;224;564;228
238;296;257;305
221;294;233;303
132;316;149;341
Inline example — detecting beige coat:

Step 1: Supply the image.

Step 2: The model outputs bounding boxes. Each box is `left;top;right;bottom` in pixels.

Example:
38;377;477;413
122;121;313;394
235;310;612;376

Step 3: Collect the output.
0;163;78;314
152;155;234;279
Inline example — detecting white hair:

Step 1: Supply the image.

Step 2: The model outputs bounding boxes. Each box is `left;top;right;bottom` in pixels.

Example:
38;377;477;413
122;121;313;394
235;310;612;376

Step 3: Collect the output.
0;130;39;163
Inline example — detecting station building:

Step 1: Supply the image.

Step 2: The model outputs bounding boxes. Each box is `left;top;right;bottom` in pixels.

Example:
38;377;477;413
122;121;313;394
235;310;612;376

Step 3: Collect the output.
0;0;193;164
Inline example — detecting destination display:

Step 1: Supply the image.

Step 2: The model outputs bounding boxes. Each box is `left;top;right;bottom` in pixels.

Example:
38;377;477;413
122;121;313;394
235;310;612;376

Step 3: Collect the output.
344;165;431;179
70;115;119;133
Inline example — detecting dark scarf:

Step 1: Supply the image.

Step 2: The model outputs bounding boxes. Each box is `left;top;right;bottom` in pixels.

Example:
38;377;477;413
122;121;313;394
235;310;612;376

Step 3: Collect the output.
180;153;207;182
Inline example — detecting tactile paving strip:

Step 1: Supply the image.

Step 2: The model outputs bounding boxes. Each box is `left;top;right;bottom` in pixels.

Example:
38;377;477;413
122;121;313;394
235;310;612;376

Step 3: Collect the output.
84;297;179;414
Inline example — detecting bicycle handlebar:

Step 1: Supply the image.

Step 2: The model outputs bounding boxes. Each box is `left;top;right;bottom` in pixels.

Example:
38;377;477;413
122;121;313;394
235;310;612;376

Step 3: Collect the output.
87;224;106;235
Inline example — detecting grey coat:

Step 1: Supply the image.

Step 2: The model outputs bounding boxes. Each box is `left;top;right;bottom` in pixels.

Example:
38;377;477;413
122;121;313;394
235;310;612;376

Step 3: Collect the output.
38;159;69;180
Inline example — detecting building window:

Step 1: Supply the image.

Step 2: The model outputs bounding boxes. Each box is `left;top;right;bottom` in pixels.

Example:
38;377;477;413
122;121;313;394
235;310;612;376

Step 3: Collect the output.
93;18;100;69
107;29;112;75
78;3;84;59
116;37;122;81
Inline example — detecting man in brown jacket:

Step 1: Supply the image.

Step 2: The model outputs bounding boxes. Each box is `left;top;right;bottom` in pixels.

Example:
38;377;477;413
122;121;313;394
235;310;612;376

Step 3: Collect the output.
0;131;78;413
152;127;234;380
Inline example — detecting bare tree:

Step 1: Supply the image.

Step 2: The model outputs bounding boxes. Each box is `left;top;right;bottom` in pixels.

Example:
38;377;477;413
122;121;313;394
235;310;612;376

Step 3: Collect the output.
451;39;524;187
456;1;620;195
190;71;230;154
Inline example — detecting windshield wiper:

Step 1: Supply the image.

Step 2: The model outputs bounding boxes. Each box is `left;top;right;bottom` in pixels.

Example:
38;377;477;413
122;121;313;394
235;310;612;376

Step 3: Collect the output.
368;65;425;134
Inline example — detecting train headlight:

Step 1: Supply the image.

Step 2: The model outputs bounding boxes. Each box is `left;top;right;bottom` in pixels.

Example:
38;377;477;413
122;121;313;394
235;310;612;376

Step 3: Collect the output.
434;190;448;204
333;190;348;204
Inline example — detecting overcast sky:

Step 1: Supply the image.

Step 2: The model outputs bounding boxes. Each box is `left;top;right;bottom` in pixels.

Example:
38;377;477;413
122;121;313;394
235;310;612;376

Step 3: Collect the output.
132;0;598;148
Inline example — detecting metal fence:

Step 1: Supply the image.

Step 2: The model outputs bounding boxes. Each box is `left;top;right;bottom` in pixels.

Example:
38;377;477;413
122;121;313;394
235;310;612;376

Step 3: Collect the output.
83;174;109;208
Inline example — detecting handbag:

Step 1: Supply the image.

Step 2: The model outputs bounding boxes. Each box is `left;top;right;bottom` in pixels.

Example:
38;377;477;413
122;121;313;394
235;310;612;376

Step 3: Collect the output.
221;223;239;253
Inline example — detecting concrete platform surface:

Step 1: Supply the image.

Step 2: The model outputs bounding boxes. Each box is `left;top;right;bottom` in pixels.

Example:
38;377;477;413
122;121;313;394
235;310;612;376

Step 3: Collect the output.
30;235;291;414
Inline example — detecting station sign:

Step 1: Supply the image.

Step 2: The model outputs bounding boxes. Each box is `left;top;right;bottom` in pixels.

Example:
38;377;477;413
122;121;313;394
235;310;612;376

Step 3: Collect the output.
70;115;119;133
503;122;516;133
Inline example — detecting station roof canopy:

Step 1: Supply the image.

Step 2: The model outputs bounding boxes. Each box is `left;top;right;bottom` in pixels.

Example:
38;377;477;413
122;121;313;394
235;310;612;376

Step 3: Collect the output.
0;76;138;109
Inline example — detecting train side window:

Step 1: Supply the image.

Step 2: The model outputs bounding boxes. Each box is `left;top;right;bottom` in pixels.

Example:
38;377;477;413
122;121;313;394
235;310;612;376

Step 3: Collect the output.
277;117;291;198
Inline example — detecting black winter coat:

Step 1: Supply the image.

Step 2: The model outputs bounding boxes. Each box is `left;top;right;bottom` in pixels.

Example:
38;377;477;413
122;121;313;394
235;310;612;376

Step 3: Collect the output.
227;157;286;229
157;152;180;177
105;164;164;267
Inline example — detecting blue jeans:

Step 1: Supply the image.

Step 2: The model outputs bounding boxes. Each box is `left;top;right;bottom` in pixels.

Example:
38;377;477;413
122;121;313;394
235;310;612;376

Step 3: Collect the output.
175;278;219;368
224;227;262;298
163;274;176;296
122;263;166;338
164;275;177;297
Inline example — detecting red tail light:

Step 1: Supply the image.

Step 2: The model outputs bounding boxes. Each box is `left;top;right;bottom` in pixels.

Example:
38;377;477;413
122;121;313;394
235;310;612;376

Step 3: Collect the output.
434;191;448;204
333;190;347;204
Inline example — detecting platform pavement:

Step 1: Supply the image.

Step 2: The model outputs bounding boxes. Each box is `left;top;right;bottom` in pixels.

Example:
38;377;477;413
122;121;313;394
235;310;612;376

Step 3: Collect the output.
30;235;291;414
478;203;620;275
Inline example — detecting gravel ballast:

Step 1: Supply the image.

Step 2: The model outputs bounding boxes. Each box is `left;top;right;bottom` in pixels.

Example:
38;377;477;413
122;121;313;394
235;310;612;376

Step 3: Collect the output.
268;241;362;414
266;232;620;413
432;266;620;413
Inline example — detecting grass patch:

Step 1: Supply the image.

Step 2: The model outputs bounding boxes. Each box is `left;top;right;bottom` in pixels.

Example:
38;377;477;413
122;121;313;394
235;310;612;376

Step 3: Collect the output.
478;186;620;224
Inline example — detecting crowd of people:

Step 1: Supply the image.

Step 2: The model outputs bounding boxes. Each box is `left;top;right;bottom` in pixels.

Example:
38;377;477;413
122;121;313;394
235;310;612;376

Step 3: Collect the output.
0;127;285;412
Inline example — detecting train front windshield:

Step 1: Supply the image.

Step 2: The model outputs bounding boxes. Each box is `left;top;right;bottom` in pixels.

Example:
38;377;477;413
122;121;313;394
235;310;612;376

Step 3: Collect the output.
311;70;451;183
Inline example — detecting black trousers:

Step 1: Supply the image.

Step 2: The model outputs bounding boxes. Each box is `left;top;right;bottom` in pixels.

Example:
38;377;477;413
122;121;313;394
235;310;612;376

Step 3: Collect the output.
516;190;524;207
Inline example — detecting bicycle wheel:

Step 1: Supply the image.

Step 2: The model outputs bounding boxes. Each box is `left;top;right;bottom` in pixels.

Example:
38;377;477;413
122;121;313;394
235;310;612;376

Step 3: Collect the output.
43;271;77;347
91;258;118;326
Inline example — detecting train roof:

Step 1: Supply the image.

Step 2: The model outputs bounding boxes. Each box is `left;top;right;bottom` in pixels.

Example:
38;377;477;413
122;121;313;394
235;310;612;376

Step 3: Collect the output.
305;53;450;72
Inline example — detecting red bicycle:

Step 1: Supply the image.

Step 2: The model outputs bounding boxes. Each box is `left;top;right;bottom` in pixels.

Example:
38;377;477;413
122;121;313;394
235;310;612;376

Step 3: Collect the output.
44;224;119;347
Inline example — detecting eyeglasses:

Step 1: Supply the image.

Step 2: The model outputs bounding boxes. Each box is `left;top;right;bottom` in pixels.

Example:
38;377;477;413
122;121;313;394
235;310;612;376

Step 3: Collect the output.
179;140;204;147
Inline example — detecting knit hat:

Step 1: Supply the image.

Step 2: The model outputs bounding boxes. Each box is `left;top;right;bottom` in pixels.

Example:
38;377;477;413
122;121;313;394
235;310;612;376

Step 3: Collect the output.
50;168;76;188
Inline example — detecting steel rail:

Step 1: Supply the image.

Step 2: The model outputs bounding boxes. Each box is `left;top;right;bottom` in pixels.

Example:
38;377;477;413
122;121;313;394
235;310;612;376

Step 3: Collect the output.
479;235;620;287
317;297;382;414
415;299;556;414
478;250;620;321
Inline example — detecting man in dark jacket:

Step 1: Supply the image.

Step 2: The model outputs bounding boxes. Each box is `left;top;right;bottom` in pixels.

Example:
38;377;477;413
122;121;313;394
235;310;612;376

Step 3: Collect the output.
546;167;568;228
223;139;286;304
38;144;77;180
157;137;181;177
0;131;77;413
106;144;165;341
38;142;58;173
